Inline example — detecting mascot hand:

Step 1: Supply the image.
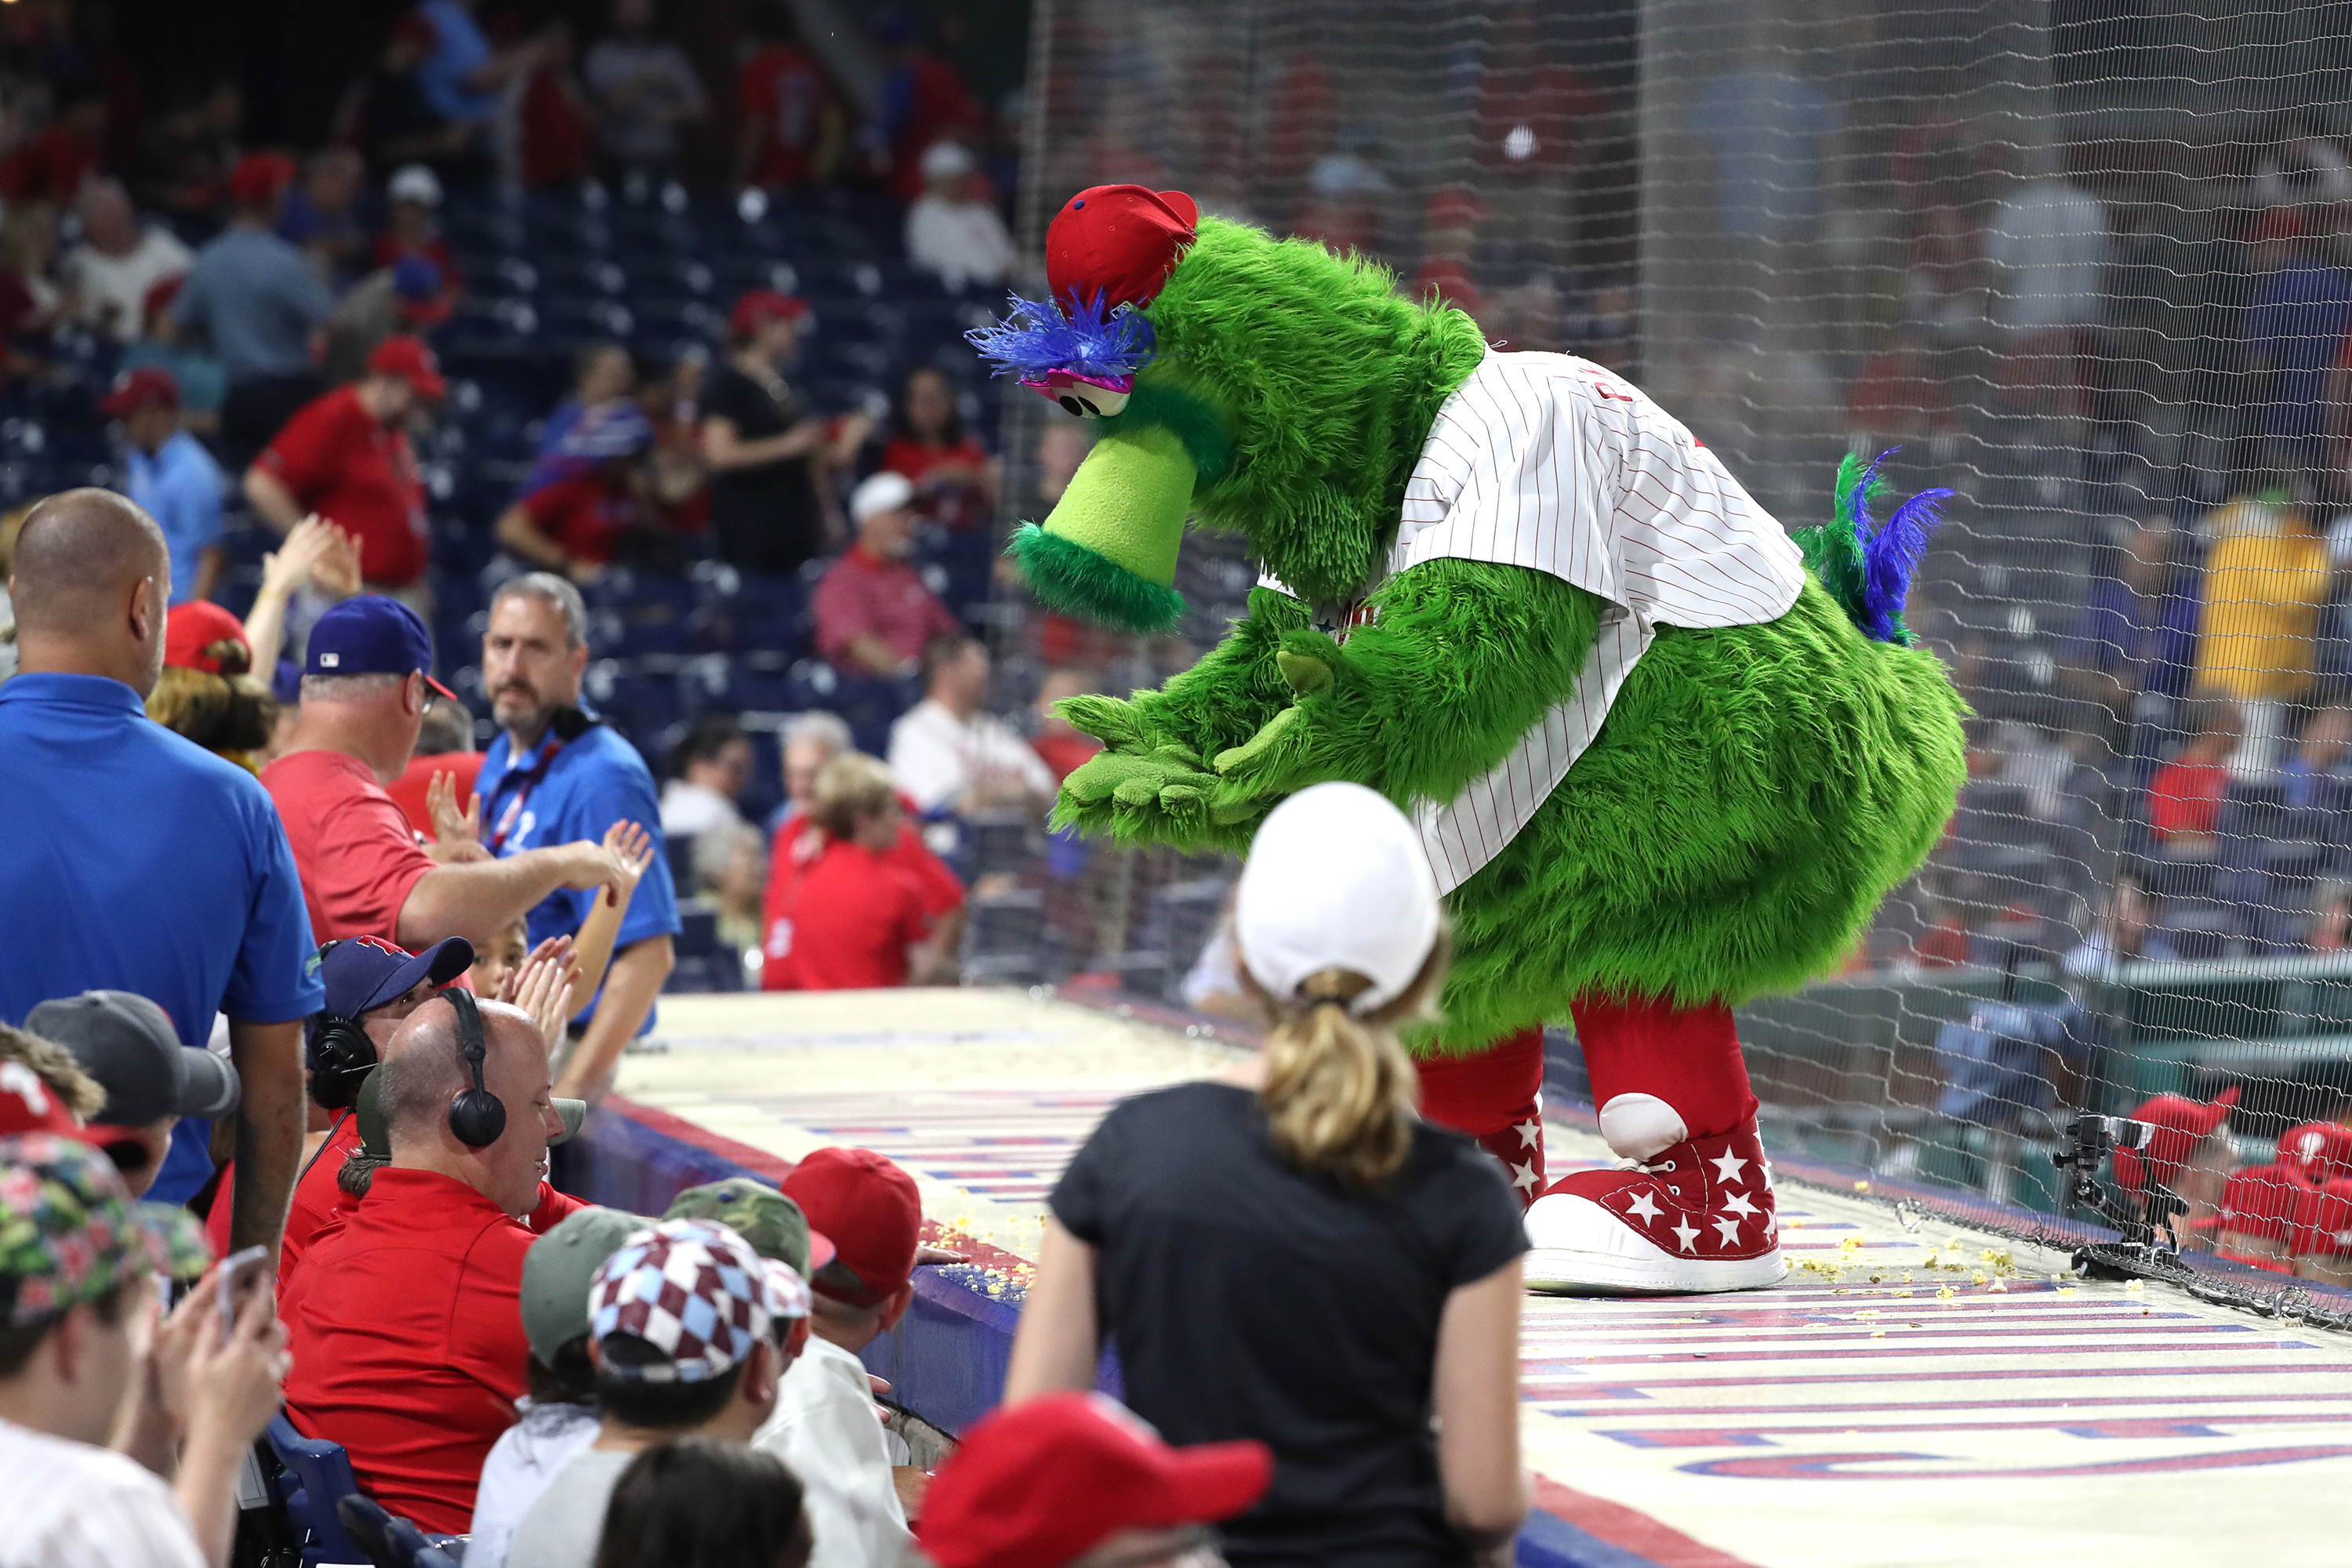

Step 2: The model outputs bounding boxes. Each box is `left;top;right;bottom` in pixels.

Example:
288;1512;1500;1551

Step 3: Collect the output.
1054;742;1222;836
1054;693;1151;751
1207;630;1348;825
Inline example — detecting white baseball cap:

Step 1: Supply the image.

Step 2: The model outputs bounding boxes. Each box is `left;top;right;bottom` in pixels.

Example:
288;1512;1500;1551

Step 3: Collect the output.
851;470;916;524
920;140;975;182
388;163;443;208
1234;782;1440;1015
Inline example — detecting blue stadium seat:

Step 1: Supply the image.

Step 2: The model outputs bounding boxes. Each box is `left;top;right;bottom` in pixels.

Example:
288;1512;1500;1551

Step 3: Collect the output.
266;1414;365;1568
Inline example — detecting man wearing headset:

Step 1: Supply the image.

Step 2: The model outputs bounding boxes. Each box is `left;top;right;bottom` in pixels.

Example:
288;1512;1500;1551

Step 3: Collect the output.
279;990;597;1534
200;934;473;1272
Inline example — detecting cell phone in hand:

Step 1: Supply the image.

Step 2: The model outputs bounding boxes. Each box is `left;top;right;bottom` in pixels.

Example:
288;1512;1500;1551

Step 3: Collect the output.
217;1246;270;1345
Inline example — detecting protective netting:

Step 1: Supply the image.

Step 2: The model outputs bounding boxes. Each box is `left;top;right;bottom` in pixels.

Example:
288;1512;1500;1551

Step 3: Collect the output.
993;0;2352;1236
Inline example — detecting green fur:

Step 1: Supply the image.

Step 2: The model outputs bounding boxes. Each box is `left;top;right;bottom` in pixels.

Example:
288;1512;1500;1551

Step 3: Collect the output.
1109;379;1234;488
1048;218;1969;1060
1006;524;1188;635
1123;220;1488;608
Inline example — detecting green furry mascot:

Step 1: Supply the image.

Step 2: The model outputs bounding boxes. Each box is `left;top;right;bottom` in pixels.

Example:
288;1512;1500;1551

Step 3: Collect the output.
974;187;1965;1294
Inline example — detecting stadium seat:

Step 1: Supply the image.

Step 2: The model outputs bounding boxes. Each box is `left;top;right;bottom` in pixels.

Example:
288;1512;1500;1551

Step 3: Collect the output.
334;1495;396;1566
265;1414;365;1567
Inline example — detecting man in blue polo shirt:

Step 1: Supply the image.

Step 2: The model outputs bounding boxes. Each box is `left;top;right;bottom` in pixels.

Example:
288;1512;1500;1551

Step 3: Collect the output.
105;366;227;605
0;488;321;1258
477;572;678;1100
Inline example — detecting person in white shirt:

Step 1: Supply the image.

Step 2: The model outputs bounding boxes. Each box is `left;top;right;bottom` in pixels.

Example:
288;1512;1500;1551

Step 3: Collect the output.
506;1219;808;1568
658;713;755;839
887;635;1055;816
753;1146;928;1568
0;1133;289;1568
62;181;193;342
903;141;1016;295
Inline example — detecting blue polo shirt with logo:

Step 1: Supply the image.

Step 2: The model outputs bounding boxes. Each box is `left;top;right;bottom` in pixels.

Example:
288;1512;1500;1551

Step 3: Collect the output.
0;673;323;1200
478;715;681;1030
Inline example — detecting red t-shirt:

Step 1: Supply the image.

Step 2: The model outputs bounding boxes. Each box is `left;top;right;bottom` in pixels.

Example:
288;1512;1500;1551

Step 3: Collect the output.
370;232;461;296
256;386;430;586
811;545;959;670
2149;759;2229;842
260;749;437;945
762;835;941;991
383;750;486;838
741;45;833;189
280;1167;541;1534
204;1112;366;1283
521;474;647;565
761;805;962;992
1033;733;1100;782
521;67;593;188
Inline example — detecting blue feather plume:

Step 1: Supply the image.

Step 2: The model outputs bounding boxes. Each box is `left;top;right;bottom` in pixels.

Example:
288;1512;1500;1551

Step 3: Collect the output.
1860;485;1951;644
964;291;1158;383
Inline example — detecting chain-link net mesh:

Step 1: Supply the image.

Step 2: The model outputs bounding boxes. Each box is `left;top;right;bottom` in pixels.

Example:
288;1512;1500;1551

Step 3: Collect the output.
986;0;2352;1265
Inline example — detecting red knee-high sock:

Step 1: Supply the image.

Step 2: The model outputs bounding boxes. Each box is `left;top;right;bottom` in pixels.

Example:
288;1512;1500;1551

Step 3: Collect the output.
1417;1027;1546;1203
1568;996;1758;1149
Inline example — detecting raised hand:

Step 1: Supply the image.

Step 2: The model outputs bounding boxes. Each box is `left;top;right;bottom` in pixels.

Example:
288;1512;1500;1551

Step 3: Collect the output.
509;935;581;1050
426;770;485;851
598;819;656;908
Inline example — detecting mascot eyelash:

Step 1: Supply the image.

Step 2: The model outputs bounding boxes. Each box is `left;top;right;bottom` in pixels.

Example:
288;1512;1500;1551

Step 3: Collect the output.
967;292;1159;418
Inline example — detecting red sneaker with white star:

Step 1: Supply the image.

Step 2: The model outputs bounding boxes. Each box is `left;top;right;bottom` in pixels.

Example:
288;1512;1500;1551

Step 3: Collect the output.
1522;1119;1784;1294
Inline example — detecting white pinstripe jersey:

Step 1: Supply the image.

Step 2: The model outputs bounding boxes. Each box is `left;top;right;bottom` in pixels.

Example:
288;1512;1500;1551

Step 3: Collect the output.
0;1417;208;1568
1260;349;1806;893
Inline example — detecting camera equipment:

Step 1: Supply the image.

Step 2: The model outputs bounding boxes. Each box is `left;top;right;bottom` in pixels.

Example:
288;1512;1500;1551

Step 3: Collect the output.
2051;1112;2185;1279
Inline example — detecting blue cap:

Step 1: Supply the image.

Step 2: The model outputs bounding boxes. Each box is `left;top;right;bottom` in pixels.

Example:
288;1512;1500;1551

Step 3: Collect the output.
271;659;303;706
304;594;456;699
391;254;443;303
317;935;475;1018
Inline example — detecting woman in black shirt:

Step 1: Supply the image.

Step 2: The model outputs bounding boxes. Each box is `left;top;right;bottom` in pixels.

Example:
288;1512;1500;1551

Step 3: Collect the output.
700;289;867;575
1005;782;1530;1568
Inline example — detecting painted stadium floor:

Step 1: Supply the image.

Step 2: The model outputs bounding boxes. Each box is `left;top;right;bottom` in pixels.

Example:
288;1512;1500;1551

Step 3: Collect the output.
609;990;2352;1568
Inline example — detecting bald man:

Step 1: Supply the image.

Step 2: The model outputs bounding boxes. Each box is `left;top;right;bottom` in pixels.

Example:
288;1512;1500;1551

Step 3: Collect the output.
277;996;590;1534
0;488;322;1249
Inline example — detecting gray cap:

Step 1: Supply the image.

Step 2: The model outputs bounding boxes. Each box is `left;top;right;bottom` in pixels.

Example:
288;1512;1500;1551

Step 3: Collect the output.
521;1206;652;1363
27;991;239;1128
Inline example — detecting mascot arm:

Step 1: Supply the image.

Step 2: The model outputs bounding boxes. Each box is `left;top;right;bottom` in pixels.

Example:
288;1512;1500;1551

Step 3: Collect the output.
1207;560;1603;824
1052;586;1310;852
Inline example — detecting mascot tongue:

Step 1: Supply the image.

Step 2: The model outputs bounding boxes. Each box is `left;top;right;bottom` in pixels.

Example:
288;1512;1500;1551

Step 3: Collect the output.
1008;425;1194;635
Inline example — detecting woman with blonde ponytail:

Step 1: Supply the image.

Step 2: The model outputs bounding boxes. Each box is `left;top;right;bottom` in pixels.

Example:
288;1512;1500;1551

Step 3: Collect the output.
1006;783;1529;1567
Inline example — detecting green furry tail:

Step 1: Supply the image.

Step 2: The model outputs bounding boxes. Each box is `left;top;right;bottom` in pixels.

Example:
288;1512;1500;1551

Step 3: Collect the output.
1005;524;1188;635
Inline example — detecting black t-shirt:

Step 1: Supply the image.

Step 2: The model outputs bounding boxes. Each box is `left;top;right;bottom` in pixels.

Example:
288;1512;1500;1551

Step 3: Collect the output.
1051;1081;1527;1568
702;362;822;575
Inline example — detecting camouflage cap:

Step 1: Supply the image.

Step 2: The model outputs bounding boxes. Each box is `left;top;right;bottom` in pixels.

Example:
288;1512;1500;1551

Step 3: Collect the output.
0;1134;166;1327
663;1178;833;1279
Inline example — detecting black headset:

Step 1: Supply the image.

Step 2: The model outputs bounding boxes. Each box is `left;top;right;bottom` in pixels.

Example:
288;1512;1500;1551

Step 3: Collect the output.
442;986;508;1149
303;940;379;1112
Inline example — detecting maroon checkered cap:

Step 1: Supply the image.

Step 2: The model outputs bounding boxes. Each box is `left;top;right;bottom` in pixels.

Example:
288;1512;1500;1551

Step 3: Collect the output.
586;1219;783;1383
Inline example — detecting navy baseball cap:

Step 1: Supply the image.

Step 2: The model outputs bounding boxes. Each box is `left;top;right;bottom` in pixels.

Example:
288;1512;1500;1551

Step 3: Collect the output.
316;935;475;1018
304;594;458;701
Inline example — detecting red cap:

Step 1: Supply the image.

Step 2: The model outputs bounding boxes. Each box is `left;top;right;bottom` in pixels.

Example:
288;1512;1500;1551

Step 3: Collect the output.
2113;1087;2238;1192
779;1146;920;1307
165;601;251;674
2275;1120;2352;1185
728;289;808;337
1045;185;1199;314
0;1062;96;1142
2295;1179;2352;1258
917;1393;1272;1568
2185;1162;2312;1243
367;334;448;400
99;366;180;419
229;151;297;209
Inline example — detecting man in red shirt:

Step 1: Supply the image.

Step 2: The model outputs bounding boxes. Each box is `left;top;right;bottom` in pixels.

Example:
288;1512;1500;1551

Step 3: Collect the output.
280;993;582;1533
812;471;957;679
260;594;631;948
244;335;445;593
2147;697;2241;850
764;753;962;989
736;13;840;190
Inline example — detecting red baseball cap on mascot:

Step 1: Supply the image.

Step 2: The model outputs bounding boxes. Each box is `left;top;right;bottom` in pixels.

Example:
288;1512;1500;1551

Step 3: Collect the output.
1047;185;1200;313
2275;1120;2352;1185
2112;1087;2238;1192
